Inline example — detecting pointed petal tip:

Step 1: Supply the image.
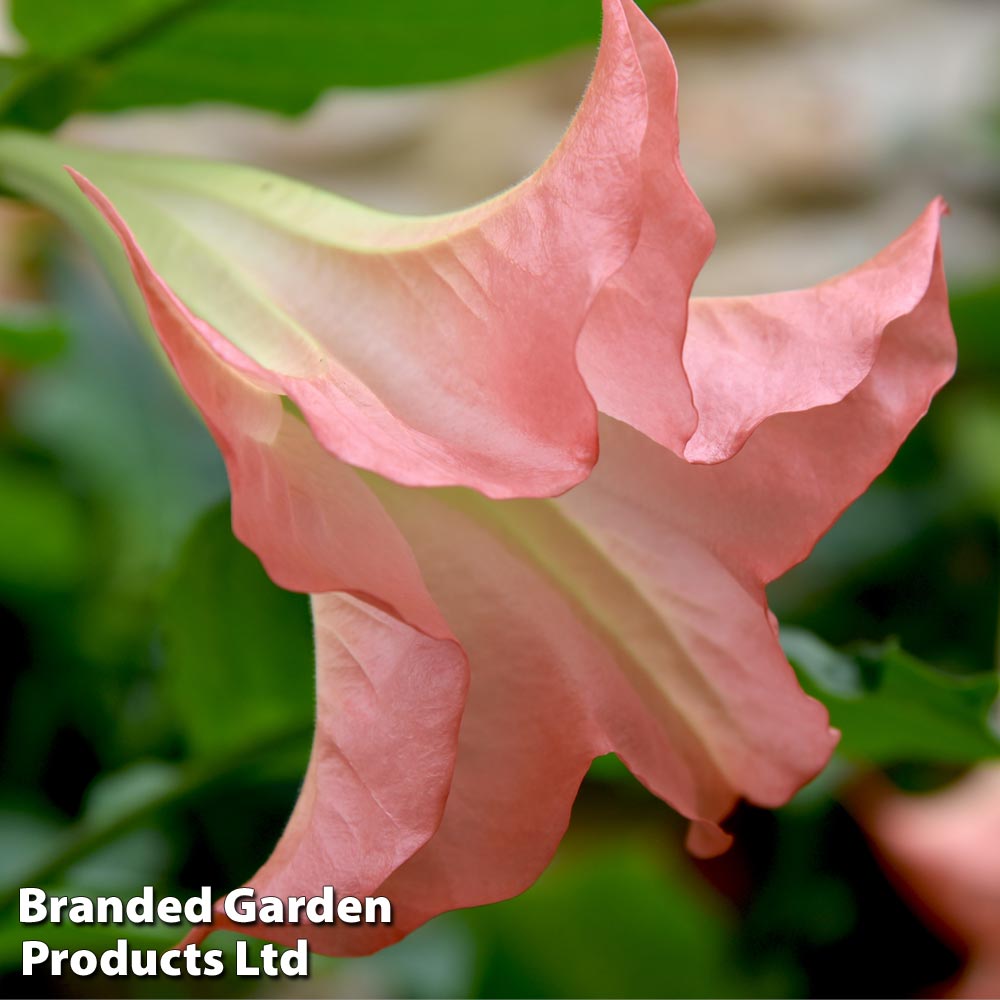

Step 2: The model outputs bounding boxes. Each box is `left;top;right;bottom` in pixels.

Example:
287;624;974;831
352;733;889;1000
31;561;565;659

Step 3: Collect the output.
686;818;733;858
930;193;950;217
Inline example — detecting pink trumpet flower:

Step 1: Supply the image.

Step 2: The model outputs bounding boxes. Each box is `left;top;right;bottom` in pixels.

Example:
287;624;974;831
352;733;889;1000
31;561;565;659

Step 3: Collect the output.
0;0;955;957
5;0;714;501
855;767;1000;999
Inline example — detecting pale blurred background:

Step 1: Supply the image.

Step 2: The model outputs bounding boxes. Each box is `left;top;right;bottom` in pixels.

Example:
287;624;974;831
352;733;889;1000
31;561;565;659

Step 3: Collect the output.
0;0;992;295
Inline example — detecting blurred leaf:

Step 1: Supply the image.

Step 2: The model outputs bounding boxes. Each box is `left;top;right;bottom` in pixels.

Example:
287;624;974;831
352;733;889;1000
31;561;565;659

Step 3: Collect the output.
0;804;168;964
771;469;998;676
783;627;1000;764
0;306;66;368
12;248;227;601
938;390;1000;510
0;766;178;906
66;764;178;896
81;760;181;826
0;455;87;591
0;726;310;916
585;750;636;785
0;797;175;971
0;56;26;93
6;0;687;127
350;918;475;999
0;61;102;132
952;279;1000;380
12;0;177;59
0;806;62;885
160;502;314;757
469;837;784;998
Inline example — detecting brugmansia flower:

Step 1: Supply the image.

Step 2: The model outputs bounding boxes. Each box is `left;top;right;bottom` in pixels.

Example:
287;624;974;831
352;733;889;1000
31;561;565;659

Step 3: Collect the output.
855;767;1000;999
0;0;714;501
0;0;955;957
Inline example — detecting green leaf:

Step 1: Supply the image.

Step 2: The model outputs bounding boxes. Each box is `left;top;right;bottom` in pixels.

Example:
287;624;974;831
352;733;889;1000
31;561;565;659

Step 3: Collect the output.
0;306;67;368
160;502;314;757
12;0;181;59
0;61;102;131
5;0;687;127
783;627;1000;764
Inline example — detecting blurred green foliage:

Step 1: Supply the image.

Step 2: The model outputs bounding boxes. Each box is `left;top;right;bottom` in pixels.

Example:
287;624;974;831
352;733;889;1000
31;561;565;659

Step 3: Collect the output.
1;0;687;129
0;453;86;591
161;504;314;759
468;839;782;998
0;306;66;368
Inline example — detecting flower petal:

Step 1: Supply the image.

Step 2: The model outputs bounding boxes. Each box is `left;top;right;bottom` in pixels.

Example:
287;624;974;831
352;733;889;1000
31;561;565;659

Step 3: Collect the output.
684;198;952;465
79;147;954;959
221;205;956;955
666;202;955;586
75;175;470;919
218;414;835;956
577;0;715;455
46;0;712;498
854;766;1000;999
236;590;468;903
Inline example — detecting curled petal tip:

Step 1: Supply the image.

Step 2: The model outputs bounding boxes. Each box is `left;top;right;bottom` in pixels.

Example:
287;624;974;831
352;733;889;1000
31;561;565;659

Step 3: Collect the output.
46;0;709;497
49;0;691;499
683;200;953;468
